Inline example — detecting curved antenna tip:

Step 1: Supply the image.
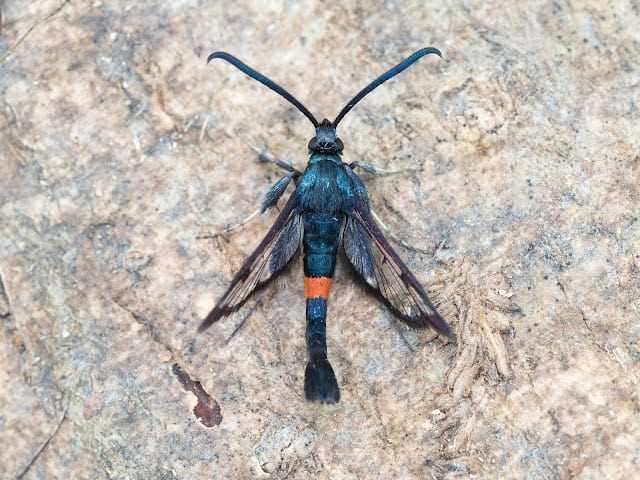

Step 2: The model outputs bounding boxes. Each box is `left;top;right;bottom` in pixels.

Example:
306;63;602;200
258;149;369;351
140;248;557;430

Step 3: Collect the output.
207;51;228;64
419;46;443;58
332;47;443;127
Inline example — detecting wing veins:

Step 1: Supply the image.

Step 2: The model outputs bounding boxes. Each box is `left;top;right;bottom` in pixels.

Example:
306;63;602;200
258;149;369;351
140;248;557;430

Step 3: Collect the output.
199;191;302;331
344;196;453;338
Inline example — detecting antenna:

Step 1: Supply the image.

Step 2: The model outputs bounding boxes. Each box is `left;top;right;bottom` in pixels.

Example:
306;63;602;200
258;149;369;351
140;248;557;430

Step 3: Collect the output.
208;48;442;131
208;51;320;127
332;47;442;127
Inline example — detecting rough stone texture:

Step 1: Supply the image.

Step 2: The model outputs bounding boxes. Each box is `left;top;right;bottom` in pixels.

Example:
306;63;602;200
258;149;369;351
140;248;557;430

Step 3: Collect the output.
1;1;638;479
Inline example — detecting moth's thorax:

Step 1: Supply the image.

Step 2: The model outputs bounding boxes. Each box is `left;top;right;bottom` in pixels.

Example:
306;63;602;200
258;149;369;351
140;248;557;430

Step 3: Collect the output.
308;119;344;154
298;158;352;213
308;152;342;166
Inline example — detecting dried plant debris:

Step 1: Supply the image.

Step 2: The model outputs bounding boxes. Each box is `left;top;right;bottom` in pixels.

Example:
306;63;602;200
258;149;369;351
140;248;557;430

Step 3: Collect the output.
0;274;10;317
431;257;519;456
172;363;222;427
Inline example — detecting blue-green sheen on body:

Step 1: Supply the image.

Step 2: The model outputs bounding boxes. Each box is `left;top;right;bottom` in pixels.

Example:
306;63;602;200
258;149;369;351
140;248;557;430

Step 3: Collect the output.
302;212;342;277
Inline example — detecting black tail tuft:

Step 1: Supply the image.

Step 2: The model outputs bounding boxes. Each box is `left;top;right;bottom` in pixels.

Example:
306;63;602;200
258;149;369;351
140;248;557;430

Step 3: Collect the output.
304;358;340;404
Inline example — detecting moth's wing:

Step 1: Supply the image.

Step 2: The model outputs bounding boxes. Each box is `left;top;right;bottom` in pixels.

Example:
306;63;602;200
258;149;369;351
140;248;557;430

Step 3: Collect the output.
343;196;454;338
199;191;303;331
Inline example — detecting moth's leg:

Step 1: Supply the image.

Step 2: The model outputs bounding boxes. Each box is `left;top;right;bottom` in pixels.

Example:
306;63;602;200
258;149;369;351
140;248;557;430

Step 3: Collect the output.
241;139;301;210
349;161;435;254
197;170;297;240
260;170;296;211
369;208;446;255
349;161;417;176
198;138;300;239
258;150;300;174
238;133;301;175
196;207;262;240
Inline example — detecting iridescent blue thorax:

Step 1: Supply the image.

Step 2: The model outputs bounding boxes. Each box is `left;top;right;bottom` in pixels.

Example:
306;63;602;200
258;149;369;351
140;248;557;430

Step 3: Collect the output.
295;119;353;213
297;159;351;213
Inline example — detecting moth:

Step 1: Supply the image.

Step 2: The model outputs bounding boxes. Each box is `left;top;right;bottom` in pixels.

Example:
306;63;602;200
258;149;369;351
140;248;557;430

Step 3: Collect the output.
199;48;454;403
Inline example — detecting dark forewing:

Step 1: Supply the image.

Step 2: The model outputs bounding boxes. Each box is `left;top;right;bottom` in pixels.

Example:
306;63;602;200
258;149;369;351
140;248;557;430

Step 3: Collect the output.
343;196;454;338
199;191;303;331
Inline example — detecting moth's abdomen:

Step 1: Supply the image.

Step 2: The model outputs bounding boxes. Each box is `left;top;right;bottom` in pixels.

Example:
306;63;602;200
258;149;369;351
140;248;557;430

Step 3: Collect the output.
303;213;342;276
302;212;343;403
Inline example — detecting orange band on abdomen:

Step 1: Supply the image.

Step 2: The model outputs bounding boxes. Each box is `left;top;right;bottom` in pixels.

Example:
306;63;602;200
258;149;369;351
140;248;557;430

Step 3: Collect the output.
304;276;333;300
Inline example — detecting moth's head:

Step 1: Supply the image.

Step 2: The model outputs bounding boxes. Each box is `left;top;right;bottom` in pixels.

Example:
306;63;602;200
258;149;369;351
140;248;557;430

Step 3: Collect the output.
308;119;343;154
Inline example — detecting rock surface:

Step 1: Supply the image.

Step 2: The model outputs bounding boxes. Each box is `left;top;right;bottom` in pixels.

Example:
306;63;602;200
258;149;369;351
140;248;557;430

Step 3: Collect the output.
1;1;638;478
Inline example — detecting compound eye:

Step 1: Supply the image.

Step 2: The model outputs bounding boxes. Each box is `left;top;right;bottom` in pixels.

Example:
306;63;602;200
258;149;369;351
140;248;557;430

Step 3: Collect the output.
308;138;317;151
335;138;344;151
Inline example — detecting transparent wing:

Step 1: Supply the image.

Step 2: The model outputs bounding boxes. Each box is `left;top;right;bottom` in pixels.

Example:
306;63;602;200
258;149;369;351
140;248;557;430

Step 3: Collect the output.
199;191;303;331
343;196;453;338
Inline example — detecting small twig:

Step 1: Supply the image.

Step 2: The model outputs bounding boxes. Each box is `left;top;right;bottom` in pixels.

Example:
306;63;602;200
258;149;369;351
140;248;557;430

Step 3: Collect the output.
16;403;68;479
1;0;71;65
